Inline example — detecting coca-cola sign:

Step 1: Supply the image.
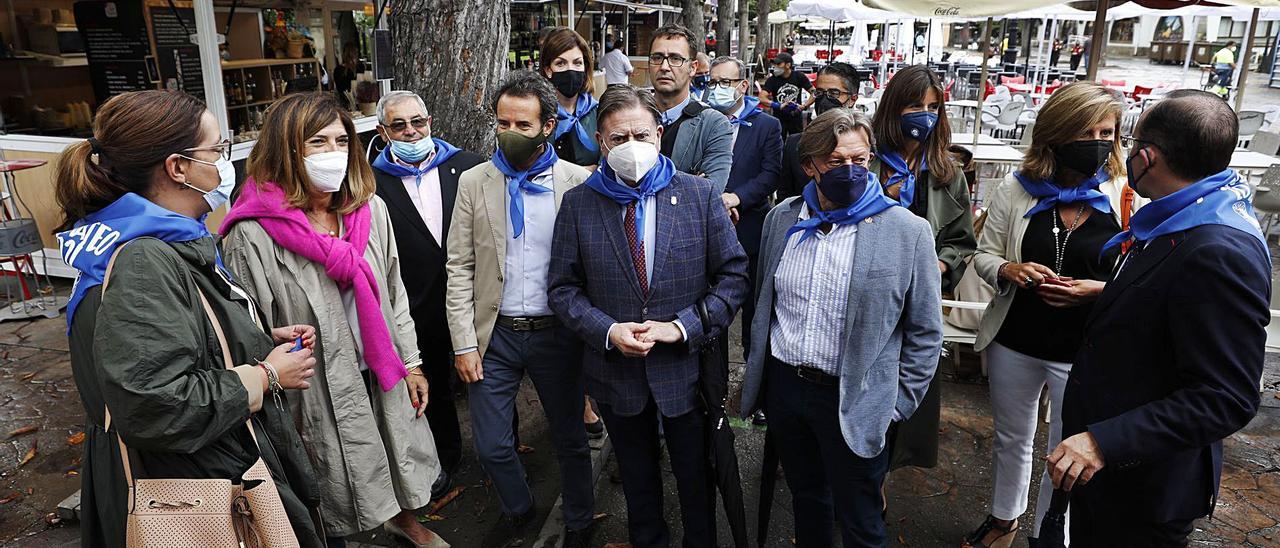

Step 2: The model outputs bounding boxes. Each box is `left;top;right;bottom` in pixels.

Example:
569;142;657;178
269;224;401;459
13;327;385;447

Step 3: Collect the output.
934;6;962;16
0;219;43;256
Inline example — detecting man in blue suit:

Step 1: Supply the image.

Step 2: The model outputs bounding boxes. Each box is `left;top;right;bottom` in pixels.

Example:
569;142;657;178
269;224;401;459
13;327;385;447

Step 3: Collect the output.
549;84;749;548
705;55;783;372
1050;90;1270;546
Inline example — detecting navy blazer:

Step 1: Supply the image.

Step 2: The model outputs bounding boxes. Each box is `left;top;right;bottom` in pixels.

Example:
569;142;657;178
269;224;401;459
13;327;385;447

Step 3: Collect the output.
548;172;750;418
775;133;807;202
372;150;484;342
725;109;783;254
1063;224;1270;522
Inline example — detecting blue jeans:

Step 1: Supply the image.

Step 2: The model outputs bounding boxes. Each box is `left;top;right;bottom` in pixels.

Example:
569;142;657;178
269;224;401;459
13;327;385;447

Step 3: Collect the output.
766;358;890;548
467;324;593;530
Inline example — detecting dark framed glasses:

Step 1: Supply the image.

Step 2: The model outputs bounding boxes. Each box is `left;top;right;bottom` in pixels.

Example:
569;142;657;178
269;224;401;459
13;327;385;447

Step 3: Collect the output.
707;78;743;89
386;117;430;133
812;88;851;100
648;53;689;67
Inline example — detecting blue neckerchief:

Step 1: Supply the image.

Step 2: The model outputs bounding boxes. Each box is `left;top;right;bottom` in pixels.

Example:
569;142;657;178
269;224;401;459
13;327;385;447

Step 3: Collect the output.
1016;168;1113;218
371;137;460;186
584;154;677;247
879;150;926;208
554;94;600;154
1103;168;1265;253
730;96;763;128
691;84;706;101
786;172;899;243
492;144;558;238
56;193;223;333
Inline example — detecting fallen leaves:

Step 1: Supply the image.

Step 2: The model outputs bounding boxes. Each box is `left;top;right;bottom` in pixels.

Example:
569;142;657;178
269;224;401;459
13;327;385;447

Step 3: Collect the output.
19;371;36;381
6;425;38;438
18;440;37;467
421;485;466;519
67;432;85;446
0;491;20;504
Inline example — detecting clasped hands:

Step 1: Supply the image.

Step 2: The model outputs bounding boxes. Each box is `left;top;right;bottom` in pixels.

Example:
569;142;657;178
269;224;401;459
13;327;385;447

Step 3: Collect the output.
609;321;684;358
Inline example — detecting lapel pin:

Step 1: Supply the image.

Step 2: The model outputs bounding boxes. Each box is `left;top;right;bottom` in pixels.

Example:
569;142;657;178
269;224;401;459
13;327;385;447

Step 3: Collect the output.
671;195;678;205
451;168;457;174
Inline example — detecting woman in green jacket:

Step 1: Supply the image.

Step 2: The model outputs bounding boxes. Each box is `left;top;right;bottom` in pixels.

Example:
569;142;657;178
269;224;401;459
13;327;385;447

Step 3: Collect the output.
870;64;977;476
54;90;322;547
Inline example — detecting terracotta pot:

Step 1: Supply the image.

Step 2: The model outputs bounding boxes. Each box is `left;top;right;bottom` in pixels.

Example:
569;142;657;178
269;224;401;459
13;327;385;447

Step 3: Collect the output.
359;102;377;116
286;39;304;59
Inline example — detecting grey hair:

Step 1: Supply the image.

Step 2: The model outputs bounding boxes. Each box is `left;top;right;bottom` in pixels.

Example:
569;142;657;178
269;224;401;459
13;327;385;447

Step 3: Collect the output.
710;56;748;80
491;69;559;125
798;108;876;166
376;91;428;125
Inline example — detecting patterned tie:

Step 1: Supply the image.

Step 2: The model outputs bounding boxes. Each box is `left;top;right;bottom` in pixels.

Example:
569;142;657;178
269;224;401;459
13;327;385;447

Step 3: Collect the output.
624;202;648;295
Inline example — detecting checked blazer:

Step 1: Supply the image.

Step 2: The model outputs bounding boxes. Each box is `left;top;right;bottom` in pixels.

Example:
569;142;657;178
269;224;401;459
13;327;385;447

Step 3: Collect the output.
548;171;750;418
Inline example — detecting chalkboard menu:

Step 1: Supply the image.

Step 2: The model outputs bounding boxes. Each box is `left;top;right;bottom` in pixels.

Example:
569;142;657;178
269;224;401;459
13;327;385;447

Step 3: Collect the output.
74;1;154;103
147;2;205;99
373;29;393;81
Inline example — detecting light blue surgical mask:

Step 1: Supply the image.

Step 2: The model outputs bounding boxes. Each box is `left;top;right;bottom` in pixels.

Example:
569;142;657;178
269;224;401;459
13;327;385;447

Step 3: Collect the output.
182;156;237;211
707;86;739;112
389;137;435;164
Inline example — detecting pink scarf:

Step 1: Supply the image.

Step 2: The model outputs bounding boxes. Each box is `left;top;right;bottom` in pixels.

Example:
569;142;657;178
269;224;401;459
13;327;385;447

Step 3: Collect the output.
221;178;407;392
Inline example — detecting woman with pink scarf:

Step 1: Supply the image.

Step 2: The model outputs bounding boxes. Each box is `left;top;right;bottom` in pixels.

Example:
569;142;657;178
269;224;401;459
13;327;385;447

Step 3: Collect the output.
221;92;448;548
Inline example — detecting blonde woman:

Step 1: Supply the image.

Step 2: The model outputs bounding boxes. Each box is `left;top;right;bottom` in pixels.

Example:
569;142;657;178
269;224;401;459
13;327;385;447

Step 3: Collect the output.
964;82;1138;548
221;92;448;548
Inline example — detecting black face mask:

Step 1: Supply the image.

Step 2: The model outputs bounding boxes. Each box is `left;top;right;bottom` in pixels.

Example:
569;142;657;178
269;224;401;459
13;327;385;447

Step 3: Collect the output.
550;69;586;97
1053;140;1113;177
815;96;845;116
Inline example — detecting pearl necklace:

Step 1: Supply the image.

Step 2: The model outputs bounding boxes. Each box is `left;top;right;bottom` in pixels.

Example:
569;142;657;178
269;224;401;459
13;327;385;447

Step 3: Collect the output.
1052;203;1088;275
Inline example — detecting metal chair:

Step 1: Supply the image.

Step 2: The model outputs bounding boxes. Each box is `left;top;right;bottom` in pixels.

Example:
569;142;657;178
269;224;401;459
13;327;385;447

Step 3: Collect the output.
1247;130;1280;156
1251;165;1280;236
1239;111;1267;149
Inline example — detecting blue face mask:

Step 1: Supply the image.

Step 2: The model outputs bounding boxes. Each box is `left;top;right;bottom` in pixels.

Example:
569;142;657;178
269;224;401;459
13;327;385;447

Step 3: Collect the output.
815;163;870;206
901;111;938;142
181;156;237;211
692;74;710;89
389;137;436;164
707;86;739;111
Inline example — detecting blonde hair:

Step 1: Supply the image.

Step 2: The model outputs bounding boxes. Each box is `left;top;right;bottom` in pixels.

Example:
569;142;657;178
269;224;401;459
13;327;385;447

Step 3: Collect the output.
246;92;375;215
1020;81;1126;182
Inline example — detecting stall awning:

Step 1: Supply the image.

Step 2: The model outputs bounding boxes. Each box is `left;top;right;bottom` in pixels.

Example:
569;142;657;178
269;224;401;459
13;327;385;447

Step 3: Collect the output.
861;0;1280;19
786;0;901;22
589;0;682;13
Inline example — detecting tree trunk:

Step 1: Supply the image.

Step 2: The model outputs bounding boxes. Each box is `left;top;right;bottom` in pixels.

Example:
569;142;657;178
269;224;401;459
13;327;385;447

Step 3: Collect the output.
715;0;733;58
754;0;773;67
389;0;510;155
682;0;706;53
737;0;750;61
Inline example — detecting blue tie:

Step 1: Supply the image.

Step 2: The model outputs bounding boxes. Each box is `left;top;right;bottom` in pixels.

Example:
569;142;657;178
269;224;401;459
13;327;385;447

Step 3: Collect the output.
508;175;552;238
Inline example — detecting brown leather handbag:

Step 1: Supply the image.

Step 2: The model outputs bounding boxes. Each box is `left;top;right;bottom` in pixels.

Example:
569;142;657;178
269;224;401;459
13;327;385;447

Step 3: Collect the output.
101;246;300;548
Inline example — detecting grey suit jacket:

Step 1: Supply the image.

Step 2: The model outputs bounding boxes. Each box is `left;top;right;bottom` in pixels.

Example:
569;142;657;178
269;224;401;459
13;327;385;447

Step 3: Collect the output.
668;105;734;194
739;198;944;458
444;159;591;354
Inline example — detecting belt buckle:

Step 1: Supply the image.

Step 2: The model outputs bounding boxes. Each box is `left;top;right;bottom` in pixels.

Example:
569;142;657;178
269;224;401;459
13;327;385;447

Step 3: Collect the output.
511;317;533;331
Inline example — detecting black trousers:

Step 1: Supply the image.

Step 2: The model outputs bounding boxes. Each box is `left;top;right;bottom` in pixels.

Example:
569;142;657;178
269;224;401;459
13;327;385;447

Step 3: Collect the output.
1070;483;1196;547
598;398;713;548
766;358;890;548
420;343;463;473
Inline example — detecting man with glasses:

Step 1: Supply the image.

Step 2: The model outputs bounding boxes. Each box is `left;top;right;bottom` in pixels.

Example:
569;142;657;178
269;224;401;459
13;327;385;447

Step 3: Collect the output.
707;55;782;372
647;23;734;193
370;90;482;492
777;62;860;202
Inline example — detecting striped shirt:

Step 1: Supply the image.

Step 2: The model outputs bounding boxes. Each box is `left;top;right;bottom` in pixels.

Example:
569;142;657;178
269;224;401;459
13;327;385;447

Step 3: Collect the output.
769;203;858;375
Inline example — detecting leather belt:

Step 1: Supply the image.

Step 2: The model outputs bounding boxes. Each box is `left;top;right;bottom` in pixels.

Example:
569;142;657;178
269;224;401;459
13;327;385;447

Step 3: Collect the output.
770;356;839;386
496;315;559;331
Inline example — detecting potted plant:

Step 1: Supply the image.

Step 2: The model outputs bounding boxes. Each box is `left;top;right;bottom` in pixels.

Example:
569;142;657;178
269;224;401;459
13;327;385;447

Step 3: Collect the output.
286;29;306;58
355;81;379;116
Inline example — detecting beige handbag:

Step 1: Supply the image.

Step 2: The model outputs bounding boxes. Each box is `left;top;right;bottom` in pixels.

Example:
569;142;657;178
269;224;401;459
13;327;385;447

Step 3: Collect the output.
101;246;300;548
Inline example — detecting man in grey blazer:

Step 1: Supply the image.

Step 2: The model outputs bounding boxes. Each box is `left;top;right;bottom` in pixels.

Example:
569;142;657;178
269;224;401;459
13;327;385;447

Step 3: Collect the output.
647;23;734;193
739;108;943;547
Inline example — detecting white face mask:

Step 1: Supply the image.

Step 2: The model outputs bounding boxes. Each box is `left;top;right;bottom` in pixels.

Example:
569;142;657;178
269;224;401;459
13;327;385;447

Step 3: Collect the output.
181;156;237;212
304;151;348;193
605;140;660;184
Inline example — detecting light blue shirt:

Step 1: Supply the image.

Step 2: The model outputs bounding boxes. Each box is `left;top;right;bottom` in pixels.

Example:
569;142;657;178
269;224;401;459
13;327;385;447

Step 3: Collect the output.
660;94;693;126
500;168;556;317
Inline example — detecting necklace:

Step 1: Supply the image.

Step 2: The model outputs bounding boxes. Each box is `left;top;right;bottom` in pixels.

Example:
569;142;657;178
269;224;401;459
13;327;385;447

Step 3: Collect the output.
305;209;338;237
1051;203;1088;275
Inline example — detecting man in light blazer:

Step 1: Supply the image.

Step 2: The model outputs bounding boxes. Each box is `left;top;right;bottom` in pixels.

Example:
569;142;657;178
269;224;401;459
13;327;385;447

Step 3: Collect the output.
443;70;595;547
548;85;749;548
739;108;943;547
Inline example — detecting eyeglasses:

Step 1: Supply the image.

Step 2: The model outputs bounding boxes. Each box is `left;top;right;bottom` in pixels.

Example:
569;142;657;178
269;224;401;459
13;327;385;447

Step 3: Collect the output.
648;53;689;67
386;117;429;133
707;78;743;89
1120;135;1157;149
812;88;851;100
183;138;232;162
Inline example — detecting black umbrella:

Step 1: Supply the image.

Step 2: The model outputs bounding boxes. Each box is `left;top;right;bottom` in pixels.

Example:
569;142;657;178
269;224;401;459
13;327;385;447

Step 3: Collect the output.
697;300;749;548
756;433;779;548
1038;488;1071;548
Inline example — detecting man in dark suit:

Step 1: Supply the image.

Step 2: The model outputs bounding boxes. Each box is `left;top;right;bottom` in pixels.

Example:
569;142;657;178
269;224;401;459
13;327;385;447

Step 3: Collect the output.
548;85;749;548
1049;90;1270;546
371;91;483;487
705;55;782;368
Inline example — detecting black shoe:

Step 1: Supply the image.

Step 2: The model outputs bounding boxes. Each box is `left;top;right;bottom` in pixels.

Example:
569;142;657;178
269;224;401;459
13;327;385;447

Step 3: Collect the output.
430;470;452;501
482;506;537;547
752;409;767;426
585;419;605;440
563;523;595;548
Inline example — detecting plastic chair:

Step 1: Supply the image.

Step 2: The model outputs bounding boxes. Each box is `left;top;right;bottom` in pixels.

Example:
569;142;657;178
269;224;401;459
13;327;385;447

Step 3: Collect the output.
1101;79;1127;88
1238;111;1266;148
984;100;1025;141
1131;85;1153;102
1247;130;1280;156
1253;166;1280;236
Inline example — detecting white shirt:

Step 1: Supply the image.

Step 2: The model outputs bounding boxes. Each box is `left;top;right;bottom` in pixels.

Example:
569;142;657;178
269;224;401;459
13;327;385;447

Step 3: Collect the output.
393;151;444;243
769;203;858;375
499;168;556;317
603;49;634;85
